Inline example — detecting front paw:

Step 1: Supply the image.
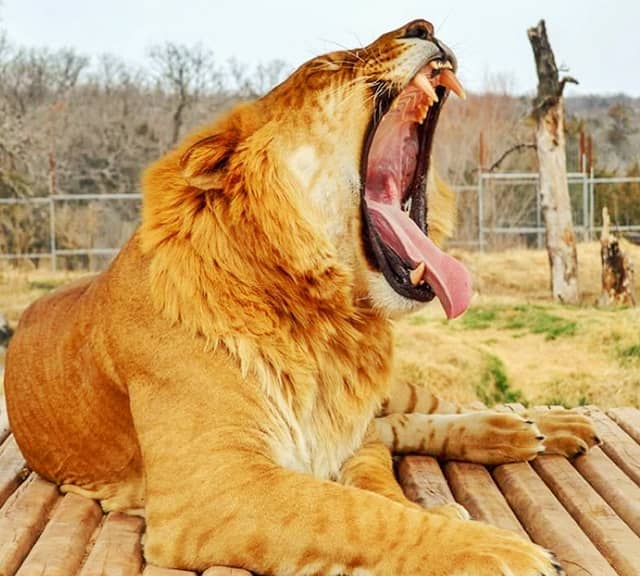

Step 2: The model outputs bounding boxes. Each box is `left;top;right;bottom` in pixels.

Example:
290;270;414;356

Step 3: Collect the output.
528;408;600;458
447;523;564;576
457;412;546;465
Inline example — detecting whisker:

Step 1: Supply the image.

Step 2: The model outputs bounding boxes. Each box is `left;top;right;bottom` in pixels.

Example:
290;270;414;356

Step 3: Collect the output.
323;77;368;107
318;37;367;64
436;11;453;34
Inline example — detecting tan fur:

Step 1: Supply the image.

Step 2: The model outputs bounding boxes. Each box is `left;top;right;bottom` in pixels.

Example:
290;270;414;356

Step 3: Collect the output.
5;20;571;575
376;381;599;463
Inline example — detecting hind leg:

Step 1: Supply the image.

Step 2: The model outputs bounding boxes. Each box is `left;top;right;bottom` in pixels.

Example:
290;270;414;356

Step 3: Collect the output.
60;473;145;516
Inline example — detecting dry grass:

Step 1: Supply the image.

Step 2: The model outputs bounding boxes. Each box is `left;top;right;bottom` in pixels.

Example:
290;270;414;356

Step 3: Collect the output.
395;241;640;409
0;267;84;326
1;241;639;408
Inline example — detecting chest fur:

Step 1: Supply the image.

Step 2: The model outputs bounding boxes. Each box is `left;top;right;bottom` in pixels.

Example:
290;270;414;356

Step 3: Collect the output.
229;317;394;479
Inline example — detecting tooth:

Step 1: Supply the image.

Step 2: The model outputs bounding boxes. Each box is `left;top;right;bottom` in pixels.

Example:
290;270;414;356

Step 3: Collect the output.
438;68;466;100
442;61;453;70
410;262;426;286
413;73;439;103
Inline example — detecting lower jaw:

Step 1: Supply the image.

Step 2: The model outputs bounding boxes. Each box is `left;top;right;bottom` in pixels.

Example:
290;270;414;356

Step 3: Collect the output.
365;271;430;316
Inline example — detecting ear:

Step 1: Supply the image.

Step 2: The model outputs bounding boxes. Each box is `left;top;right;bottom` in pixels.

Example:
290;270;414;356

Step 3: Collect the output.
180;128;240;190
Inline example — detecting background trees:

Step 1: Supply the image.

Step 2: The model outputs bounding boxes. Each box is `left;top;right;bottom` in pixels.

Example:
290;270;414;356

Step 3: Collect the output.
0;19;638;267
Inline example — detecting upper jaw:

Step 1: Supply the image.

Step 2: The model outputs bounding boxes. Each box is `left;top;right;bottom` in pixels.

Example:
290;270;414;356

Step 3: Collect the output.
358;41;468;306
394;35;460;93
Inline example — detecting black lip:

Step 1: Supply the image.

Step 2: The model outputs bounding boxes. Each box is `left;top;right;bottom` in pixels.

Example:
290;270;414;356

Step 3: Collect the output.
360;65;449;302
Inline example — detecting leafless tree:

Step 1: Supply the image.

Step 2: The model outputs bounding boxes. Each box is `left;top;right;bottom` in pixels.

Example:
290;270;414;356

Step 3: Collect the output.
148;42;221;146
528;20;579;303
228;58;289;98
0;47;88;115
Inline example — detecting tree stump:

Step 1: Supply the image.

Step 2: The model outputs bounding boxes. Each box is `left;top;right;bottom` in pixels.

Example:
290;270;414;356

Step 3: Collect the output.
599;207;636;306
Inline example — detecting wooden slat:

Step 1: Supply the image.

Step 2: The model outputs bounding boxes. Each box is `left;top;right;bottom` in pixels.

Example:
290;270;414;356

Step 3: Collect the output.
78;512;144;576
16;493;103;576
443;461;529;539
0;474;61;576
583;407;640;486
396;455;454;507
608;407;640;445
574;446;640;536
0;435;28;508
493;462;617;576
143;567;197;576
533;454;640;576
201;569;253;576
2;406;640;575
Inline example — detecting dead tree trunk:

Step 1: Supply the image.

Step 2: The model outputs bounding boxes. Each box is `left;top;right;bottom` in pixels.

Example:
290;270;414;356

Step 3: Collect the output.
528;20;579;304
599;207;636;306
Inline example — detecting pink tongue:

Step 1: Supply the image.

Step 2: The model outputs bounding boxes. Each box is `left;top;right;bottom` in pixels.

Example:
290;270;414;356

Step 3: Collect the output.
367;199;472;319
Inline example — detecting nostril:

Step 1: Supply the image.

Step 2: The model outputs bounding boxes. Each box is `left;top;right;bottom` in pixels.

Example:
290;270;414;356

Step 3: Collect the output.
402;20;434;40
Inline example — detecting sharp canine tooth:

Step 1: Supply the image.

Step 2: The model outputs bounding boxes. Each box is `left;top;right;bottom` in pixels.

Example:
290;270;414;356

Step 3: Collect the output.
438;68;466;99
417;104;427;124
413;73;439;102
410;262;426;286
442;61;453;69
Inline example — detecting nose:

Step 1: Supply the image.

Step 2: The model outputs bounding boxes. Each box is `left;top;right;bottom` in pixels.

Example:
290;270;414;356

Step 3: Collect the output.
400;19;434;41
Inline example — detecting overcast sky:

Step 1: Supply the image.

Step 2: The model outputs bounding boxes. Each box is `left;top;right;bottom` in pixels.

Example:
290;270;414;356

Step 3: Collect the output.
2;0;639;96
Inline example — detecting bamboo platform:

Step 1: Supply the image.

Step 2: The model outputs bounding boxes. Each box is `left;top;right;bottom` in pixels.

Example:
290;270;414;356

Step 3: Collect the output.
1;404;640;576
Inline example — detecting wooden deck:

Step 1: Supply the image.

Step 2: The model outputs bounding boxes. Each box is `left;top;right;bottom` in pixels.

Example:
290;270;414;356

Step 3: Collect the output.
1;404;640;576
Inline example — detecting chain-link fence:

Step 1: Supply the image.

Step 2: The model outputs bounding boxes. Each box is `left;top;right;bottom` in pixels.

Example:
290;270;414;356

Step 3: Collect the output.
1;173;640;270
453;173;640;250
0;193;141;271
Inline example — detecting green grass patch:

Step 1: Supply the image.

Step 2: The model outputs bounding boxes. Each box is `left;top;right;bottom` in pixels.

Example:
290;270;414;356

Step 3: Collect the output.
619;343;640;363
475;354;527;407
505;305;577;340
461;304;577;340
620;343;640;358
461;307;498;330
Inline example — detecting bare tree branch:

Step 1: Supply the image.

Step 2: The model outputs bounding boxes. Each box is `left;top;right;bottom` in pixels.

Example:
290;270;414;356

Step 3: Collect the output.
488;143;536;172
528;20;579;119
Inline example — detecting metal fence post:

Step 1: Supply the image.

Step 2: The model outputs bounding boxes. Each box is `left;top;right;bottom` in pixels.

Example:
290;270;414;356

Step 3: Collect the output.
536;178;542;249
589;168;595;239
49;197;57;272
478;174;485;252
582;172;589;241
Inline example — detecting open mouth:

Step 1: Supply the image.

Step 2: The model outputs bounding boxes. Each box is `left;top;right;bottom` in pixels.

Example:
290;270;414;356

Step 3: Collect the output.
360;56;472;319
